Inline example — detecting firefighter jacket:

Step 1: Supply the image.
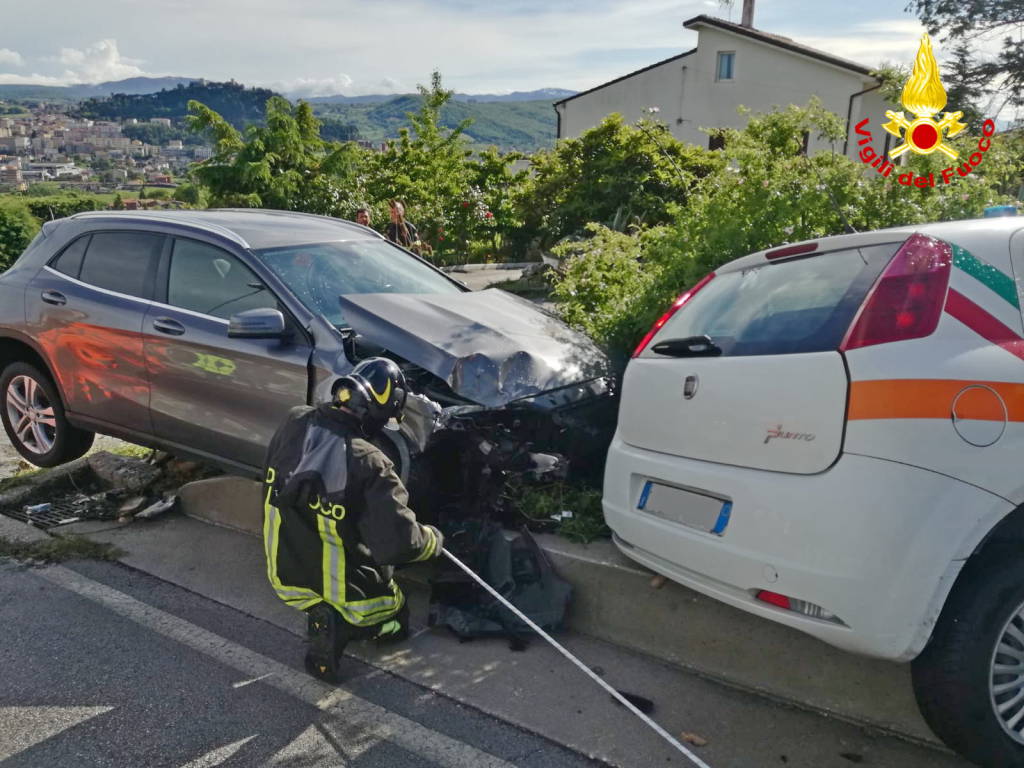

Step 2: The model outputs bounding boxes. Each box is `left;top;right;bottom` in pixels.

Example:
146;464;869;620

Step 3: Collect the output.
262;404;440;626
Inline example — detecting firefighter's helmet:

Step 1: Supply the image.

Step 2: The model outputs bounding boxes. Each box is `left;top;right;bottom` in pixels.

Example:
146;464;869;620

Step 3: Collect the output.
332;357;408;435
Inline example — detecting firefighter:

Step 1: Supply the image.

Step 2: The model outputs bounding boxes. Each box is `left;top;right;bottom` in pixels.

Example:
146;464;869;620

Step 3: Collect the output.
262;357;443;683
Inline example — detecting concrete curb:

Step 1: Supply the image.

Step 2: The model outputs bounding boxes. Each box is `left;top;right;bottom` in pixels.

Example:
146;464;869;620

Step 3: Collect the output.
442;263;534;273
181;475;937;747
0;512;52;544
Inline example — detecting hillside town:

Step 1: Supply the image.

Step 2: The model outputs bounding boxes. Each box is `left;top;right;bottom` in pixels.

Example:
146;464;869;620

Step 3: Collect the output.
0;107;210;194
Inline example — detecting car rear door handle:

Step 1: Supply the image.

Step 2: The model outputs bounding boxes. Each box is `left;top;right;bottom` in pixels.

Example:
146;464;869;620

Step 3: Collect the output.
152;317;186;336
41;289;67;306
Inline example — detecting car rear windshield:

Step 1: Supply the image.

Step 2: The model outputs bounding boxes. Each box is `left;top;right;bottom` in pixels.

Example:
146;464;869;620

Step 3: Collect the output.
253;239;463;327
652;243;901;357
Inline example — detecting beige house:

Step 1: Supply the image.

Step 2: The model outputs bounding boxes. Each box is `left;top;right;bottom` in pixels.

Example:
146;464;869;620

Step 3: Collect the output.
554;7;893;160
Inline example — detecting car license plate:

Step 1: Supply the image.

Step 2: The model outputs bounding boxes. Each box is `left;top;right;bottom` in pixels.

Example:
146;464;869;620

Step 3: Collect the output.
637;480;732;536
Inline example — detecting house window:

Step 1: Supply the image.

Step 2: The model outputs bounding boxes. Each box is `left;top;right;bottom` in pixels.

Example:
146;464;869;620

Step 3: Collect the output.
716;52;735;81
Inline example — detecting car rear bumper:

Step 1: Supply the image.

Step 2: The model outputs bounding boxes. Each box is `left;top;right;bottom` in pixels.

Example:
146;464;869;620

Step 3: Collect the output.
603;433;1012;660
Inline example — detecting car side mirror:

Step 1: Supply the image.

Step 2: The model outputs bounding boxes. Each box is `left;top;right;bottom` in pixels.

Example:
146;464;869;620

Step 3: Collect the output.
228;308;286;339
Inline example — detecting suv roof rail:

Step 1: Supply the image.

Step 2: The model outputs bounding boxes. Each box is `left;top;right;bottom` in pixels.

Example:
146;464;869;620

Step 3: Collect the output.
69;210;251;248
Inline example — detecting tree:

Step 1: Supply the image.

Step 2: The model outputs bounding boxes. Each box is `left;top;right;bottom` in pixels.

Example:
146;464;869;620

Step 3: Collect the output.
186;95;360;214
942;43;990;127
111;193;124;210
0;200;39;272
516;114;720;250
907;0;1024;109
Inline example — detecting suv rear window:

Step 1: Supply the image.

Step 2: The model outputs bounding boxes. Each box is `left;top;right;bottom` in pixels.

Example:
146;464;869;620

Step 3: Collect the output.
79;232;163;300
652;243;901;357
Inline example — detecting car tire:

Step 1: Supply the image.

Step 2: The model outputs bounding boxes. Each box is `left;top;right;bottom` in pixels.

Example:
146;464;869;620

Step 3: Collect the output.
1;362;94;467
912;550;1024;766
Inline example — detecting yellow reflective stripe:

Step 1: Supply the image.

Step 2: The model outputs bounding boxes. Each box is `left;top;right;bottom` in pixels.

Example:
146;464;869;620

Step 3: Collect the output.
264;468;321;608
317;515;347;609
411;526;437;563
337;582;404;626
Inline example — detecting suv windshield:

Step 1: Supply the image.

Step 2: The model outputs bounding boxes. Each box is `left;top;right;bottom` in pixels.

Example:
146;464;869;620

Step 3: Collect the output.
651;243;901;357
253;239;462;327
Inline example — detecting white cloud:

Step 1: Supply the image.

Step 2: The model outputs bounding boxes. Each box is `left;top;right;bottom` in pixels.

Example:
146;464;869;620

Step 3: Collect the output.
0;49;24;67
58;39;151;83
0;72;65;85
272;73;354;97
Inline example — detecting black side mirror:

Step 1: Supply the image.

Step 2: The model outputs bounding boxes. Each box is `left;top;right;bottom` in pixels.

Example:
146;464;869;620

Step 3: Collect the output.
228;308;286;339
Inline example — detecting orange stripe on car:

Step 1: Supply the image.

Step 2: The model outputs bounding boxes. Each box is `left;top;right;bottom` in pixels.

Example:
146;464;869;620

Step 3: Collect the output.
849;379;1024;422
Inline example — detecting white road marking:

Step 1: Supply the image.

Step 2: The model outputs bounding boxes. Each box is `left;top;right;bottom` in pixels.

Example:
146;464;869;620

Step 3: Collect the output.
232;673;273;689
39;565;515;768
0;706;114;760
268;724;347;766
178;735;257;767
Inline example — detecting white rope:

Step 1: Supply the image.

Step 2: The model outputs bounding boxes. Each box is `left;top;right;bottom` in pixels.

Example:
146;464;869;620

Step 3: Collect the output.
441;548;713;768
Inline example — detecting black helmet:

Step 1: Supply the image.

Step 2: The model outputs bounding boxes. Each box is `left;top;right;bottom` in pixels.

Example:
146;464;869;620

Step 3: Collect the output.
332;357;408;435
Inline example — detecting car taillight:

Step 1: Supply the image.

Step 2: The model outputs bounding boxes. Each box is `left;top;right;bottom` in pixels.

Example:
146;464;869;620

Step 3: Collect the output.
631;272;716;358
840;233;952;350
755;590;845;624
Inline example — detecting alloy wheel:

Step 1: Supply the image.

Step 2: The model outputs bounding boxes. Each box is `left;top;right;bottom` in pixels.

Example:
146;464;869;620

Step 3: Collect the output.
990;599;1024;744
5;374;56;455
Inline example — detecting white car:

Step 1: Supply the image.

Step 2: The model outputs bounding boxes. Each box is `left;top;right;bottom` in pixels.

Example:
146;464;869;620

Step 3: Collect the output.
604;216;1024;766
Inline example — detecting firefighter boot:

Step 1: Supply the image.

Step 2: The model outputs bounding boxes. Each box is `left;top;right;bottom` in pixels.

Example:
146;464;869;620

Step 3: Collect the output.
305;604;346;683
375;602;411;646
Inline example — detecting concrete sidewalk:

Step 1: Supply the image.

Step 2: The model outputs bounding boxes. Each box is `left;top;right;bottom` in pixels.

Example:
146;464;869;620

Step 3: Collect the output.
171;477;935;746
54;512;966;768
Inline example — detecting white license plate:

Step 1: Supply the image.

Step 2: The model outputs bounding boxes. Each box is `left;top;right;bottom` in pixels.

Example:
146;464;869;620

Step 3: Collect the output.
637;481;732;536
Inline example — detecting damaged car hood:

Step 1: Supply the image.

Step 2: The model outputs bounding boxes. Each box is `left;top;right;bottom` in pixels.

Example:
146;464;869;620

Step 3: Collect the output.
339;289;610;407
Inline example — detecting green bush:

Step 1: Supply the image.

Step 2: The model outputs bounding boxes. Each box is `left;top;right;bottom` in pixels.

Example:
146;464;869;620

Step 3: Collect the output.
23;194;104;221
0;199;39;271
554;100;1015;366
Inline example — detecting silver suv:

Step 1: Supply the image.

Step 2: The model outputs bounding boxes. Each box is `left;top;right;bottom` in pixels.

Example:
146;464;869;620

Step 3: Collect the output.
0;210;613;494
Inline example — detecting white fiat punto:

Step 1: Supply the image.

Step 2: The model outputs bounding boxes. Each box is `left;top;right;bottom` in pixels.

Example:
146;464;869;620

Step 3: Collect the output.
604;216;1024;765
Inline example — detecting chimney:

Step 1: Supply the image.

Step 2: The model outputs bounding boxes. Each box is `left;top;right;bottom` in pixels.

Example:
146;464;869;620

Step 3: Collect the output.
741;0;755;27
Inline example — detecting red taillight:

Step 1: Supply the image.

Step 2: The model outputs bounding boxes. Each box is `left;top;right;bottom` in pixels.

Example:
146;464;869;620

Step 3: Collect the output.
631;272;716;358
755;590;791;609
840;233;952;351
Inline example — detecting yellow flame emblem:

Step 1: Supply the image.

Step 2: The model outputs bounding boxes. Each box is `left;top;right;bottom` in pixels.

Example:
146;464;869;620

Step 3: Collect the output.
881;34;967;159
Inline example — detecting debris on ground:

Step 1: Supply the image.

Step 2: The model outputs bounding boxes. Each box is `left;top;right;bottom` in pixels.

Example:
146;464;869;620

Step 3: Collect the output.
0;449;219;530
612;691;655;714
118;496;148;516
649;574;667;589
135;494;178;520
680;732;708;747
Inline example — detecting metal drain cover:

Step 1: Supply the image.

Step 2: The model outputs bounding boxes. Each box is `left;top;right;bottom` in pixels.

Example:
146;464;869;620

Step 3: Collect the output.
2;500;86;529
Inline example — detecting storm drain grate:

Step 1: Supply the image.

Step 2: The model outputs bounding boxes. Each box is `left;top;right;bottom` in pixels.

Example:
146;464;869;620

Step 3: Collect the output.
2;500;87;530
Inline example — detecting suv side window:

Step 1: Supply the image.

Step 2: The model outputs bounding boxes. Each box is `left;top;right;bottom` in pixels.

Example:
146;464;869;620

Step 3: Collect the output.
51;235;90;279
167;239;277;320
79;232;163;300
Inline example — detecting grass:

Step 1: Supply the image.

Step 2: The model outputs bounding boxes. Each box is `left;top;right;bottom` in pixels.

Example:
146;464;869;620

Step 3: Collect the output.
0;534;123;563
512;481;609;544
108;443;154;460
0;465;44;494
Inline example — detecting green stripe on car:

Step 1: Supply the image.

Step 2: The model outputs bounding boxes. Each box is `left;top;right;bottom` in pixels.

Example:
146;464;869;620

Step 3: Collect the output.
953;245;1020;309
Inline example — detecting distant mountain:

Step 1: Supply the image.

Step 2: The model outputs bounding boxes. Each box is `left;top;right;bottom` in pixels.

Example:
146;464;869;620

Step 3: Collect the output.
69;77;196;98
74;80;279;128
306;88;576;105
0;77;197;102
313;95;557;151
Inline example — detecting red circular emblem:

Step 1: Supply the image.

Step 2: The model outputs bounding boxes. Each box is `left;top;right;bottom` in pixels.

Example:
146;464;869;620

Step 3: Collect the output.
911;122;939;150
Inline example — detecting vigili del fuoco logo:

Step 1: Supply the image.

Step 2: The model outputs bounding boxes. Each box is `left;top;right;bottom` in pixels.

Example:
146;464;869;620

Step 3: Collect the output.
854;33;995;186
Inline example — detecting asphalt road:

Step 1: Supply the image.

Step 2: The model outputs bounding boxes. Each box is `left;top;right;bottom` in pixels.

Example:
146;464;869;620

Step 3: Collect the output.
0;557;597;768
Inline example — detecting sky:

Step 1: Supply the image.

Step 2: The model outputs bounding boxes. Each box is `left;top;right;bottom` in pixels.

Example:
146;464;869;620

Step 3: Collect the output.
0;0;999;97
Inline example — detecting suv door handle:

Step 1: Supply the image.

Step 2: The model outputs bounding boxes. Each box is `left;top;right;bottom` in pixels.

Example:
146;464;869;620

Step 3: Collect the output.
41;289;67;306
152;317;186;336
